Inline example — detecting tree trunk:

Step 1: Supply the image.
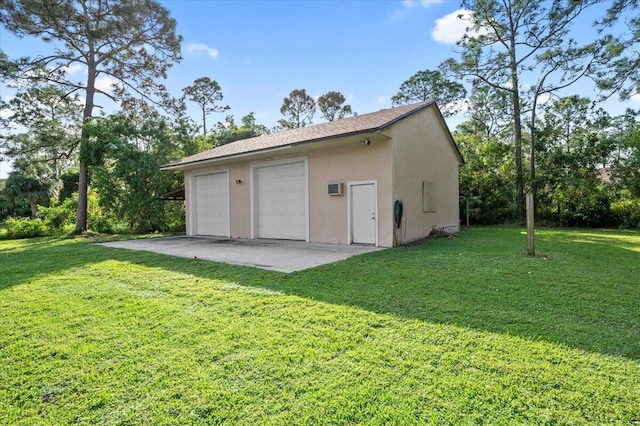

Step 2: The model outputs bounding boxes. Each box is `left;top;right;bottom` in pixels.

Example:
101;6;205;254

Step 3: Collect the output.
30;200;38;219
530;98;538;204
509;35;525;222
202;107;207;137
75;62;96;233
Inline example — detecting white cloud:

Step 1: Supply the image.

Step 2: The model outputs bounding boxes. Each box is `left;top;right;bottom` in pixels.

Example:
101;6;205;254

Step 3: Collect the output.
537;93;551;105
377;96;388;104
94;75;119;93
63;63;84;76
432;9;484;45
630;93;640;103
0;106;13;120
186;43;219;59
402;0;444;8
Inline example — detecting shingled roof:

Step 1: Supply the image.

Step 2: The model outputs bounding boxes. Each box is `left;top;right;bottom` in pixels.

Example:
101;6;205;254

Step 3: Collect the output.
162;101;434;169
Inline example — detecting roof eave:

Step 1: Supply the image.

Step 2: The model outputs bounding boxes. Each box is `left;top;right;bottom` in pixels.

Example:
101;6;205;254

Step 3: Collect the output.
160;126;382;171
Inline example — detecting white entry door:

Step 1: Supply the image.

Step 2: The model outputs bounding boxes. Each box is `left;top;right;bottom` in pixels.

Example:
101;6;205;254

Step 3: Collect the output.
255;160;307;240
350;182;377;245
193;172;229;236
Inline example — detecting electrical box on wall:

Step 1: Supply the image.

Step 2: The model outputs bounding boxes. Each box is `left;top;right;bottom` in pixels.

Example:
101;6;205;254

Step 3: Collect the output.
328;183;344;196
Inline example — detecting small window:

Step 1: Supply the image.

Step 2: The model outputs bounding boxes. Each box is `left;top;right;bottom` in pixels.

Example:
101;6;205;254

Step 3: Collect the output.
423;181;437;212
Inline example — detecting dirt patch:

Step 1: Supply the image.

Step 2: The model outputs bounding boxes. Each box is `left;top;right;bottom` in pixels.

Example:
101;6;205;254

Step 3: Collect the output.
400;228;457;246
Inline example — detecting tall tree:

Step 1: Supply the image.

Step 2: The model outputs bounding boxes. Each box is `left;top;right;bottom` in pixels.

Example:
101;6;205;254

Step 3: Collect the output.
391;69;466;117
0;84;82;178
464;82;512;140
182;77;229;137
0;0;182;233
443;0;601;220
317;91;353;121
278;88;316;129
595;0;640;100
539;95;594;153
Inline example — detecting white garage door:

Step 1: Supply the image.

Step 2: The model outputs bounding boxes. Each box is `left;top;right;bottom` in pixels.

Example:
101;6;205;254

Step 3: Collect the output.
193;172;228;236
255;161;307;240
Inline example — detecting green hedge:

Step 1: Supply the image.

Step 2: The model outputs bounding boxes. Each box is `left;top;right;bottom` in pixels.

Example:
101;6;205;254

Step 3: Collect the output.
610;199;640;228
5;217;49;239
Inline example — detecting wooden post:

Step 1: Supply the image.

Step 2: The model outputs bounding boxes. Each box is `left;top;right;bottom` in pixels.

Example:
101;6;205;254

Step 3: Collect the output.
526;192;535;256
466;195;470;228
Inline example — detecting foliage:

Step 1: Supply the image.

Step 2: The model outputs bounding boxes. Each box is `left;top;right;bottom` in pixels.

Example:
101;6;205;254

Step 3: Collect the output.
607;109;640;197
317;91;353;121
278;88;316;129
1;160;60;218
0;0;182;232
391;69;466;117
0;228;639;423
463;82;513;140
456;128;515;224
214;113;270;145
444;0;602;220
57;171;79;202
595;0;640;99
0;84;82;178
4;217;48;239
457;90;640;227
182;77;229;136
88;112;186;233
611;199;640;228
3;188;116;238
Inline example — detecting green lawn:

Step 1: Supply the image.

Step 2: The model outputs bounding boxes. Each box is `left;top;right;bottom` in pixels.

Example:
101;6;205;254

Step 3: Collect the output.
1;227;639;424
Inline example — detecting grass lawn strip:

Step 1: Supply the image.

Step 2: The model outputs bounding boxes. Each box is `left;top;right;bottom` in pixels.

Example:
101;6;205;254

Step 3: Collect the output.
0;227;638;424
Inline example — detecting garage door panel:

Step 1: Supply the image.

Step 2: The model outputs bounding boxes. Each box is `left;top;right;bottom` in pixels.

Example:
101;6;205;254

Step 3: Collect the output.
256;161;306;240
194;172;228;236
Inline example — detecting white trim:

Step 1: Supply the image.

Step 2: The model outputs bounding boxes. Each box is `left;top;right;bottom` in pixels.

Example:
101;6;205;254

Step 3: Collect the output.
188;167;230;237
347;180;378;247
250;156;309;242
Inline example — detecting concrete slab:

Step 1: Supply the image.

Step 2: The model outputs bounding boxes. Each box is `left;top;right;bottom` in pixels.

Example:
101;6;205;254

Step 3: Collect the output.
97;236;382;273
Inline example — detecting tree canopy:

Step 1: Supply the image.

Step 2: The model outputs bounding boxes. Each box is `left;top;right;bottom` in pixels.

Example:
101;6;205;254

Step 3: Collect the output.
443;0;602;220
278;89;316;129
317;91;353;121
391;69;466;117
182;77;229;137
0;0;182;232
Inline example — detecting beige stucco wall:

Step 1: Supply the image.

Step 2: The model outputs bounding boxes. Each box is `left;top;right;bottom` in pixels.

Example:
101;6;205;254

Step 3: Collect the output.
387;106;462;244
307;140;393;247
228;163;251;238
183;139;394;246
182;106;460;247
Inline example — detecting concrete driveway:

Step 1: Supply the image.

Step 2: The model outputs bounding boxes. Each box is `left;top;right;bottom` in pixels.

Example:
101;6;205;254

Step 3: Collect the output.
98;236;382;273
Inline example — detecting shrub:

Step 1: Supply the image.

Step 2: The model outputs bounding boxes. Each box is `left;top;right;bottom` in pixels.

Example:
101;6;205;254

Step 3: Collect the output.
5;217;49;239
611;199;640;228
35;188;117;235
38;197;77;234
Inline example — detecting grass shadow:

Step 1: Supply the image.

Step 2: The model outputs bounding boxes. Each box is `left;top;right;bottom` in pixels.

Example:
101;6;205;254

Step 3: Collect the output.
1;227;638;360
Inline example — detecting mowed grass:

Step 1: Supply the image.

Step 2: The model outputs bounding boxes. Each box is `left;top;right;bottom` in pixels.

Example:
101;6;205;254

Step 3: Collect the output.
0;228;638;424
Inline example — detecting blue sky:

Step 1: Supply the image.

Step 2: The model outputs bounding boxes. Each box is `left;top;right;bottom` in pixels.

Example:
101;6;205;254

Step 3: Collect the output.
0;0;638;178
